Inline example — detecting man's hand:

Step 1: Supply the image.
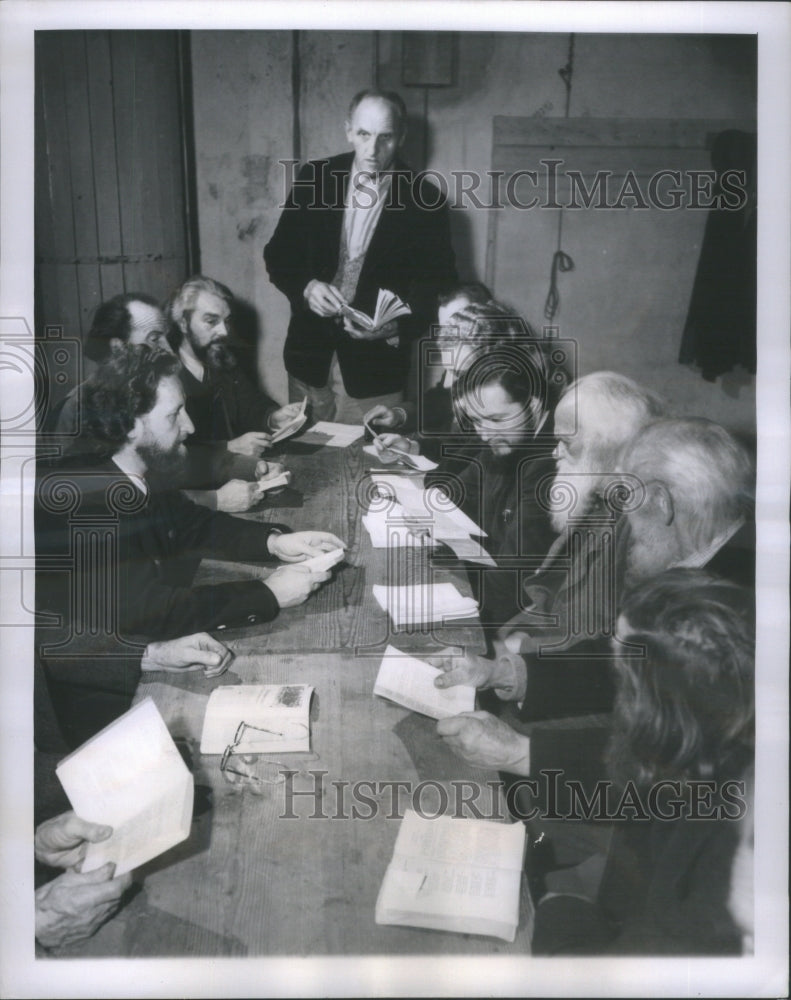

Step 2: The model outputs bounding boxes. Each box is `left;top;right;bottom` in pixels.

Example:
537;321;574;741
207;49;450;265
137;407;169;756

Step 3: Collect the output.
434;648;526;701
227;431;272;458
268;402;303;431
373;433;418;464
140;633;233;679
436;711;531;775
267;530;346;563
35;811;113;870
304;280;345;318
35;864;132;949
255;460;285;481
364;404;405;430
265;564;331;608
214;479;265;512
344;317;399;342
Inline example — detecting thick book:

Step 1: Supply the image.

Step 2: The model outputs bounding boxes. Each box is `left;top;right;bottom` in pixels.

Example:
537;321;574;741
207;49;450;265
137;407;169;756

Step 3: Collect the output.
376;809;527;942
55;697;193;877
200;683;313;754
373;644;476;719
341;287;411;331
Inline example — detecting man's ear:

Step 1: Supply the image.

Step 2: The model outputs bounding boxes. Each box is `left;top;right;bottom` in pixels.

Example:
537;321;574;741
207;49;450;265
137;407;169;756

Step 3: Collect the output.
127;415;144;446
648;480;675;526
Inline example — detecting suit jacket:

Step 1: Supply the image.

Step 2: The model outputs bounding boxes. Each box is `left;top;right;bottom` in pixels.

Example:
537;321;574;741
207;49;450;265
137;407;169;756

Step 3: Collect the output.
505;519;755;724
264;152;457;397
36;457;290;642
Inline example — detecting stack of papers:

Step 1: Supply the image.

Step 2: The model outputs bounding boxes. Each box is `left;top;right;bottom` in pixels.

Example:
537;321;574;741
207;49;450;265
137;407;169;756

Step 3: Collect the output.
362;508;438;549
373;645;475;719
375;810;527;941
56;698;193;876
372;582;478;627
362;443;438;472
200;684;313;754
298;421;364;448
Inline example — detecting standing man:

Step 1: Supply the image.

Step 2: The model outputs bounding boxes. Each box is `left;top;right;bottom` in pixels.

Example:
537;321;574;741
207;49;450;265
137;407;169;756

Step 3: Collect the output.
264;88;457;423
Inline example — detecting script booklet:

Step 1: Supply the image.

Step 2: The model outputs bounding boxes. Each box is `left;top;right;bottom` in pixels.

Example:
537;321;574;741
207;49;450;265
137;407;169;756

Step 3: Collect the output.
200;684;313;754
269;397;308;444
341;287;411;332
373;644;476;719
56;697;193;877
376;809;527;942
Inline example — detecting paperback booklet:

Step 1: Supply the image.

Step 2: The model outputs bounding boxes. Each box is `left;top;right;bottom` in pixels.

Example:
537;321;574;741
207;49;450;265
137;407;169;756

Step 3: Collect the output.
375;809;527;942
56;698;193;877
200;683;313;754
341;287;411;331
269;397;307;444
373;644;476;719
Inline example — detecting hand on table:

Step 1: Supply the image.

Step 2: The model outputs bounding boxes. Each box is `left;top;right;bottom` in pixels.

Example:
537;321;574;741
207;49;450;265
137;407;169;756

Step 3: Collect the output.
227;431;272;458
373;432;418;464
141;632;233;679
215;479;265;512
35;811;113;870
344;317;398;342
268;402;303;430
265;564;331;608
304;280;345;318
436;711;531;775
35;864;132;949
267;530;346;563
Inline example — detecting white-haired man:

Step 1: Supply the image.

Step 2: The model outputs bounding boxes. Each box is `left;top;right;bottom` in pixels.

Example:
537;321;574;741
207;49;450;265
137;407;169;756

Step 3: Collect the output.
434;415;754;773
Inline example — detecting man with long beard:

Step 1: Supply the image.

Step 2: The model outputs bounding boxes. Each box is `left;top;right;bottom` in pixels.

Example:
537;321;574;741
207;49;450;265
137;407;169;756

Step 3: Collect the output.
36;344;344;642
167;275;303;462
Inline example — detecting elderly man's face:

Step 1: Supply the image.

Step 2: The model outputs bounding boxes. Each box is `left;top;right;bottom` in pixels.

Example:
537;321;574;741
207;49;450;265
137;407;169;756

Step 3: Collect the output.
549;395;604;532
183;290;233;368
125;300;172;353
623;490;680;588
345;97;403;176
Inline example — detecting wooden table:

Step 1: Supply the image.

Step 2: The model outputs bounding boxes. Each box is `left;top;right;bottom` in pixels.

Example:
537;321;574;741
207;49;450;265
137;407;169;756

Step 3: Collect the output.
61;439;533;957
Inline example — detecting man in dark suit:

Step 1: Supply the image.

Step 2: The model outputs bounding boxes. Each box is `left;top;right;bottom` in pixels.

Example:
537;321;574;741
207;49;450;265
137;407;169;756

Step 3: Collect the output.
264;88;457;423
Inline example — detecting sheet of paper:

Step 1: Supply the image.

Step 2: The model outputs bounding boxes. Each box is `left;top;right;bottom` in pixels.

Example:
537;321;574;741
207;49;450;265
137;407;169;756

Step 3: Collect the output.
200;684;313;754
372;582;478;626
298;421;364;447
373;644;476;719
56;698;193;876
441;536;498;566
362;443;438;472
257;470;291;491
370;475;486;539
297;546;345;572
362;509;438;549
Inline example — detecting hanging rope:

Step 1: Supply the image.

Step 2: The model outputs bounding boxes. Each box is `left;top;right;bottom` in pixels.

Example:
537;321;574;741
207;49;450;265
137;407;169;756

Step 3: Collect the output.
544;33;576;322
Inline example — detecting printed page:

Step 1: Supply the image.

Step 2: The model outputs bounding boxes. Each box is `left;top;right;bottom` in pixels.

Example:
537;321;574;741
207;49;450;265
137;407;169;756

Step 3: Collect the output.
372;583;478;626
373;645;476;719
200;684;312;754
55;698;193;876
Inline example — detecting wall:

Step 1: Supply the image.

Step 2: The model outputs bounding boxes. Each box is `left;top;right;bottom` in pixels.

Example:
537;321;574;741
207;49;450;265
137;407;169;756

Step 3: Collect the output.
191;31;756;432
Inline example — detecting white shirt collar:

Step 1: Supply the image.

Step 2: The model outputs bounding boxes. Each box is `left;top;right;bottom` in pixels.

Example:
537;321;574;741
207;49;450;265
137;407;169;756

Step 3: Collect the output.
111;454;149;497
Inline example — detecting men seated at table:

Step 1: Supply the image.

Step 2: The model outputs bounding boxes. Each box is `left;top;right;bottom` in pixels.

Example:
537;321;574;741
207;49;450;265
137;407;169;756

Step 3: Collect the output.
166;274;304;468
433;415;754;762
502;371;666;653
35;809;132;952
36;343;344;643
528;570;754;955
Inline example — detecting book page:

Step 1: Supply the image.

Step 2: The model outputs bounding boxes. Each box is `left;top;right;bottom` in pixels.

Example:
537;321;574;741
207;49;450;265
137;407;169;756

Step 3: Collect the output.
55;698;194;876
373;645;476;719
372;583;478;626
200;684;312;754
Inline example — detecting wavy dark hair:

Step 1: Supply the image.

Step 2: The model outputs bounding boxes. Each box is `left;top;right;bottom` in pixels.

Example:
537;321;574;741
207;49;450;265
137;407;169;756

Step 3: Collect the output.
607;569;754;790
81;344;182;456
84;292;161;362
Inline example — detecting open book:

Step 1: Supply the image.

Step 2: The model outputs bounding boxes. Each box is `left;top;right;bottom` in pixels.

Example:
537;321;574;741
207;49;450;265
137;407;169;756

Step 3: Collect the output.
269;397;308;444
376;809;527;941
341;288;411;332
373;645;475;719
372;582;478;627
56;698;193;877
200;684;313;754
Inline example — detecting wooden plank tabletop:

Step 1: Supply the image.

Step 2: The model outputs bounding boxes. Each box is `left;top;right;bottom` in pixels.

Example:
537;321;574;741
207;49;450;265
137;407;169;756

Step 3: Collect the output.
60;438;532;957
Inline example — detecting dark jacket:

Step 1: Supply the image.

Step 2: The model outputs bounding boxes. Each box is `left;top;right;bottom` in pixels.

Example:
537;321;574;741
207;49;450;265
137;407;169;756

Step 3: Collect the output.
178;362;278;446
264;152;457;396
36;457;289;642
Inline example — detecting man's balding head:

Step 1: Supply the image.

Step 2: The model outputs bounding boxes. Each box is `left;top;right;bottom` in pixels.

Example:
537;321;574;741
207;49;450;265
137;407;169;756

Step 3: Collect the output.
550;371;665;532
620;417;753;587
